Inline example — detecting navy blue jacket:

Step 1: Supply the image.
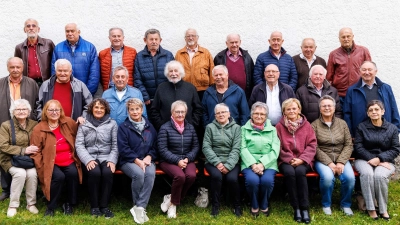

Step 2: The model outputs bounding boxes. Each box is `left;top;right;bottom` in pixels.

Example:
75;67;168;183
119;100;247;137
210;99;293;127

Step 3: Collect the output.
253;47;298;91
117;117;157;166
344;77;400;136
157;119;199;164
134;46;174;101
248;81;295;110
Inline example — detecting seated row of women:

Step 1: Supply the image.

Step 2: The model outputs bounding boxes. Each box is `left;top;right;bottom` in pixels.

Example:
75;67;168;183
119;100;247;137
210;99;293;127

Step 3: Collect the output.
0;96;398;223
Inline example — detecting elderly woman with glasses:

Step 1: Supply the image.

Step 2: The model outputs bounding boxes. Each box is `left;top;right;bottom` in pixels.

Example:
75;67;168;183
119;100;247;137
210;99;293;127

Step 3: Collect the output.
31;100;82;217
158;100;199;219
0;99;38;217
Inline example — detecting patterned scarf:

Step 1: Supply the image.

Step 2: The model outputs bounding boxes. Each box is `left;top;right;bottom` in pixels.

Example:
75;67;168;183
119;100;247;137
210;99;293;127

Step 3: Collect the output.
250;119;265;132
171;116;184;134
284;115;303;134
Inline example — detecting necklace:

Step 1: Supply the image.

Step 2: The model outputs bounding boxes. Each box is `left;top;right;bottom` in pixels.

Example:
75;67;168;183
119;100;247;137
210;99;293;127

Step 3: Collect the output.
48;122;59;129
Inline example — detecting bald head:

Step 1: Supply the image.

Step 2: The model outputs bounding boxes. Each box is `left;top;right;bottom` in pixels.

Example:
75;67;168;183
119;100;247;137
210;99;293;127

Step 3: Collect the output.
264;64;280;85
226;33;241;56
338;27;354;49
7;57;24;79
65;23;80;44
268;31;284;54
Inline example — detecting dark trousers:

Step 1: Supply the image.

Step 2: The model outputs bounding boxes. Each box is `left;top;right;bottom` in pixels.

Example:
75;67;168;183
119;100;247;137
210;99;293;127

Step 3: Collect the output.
205;164;240;208
159;162;196;205
0;167;11;194
84;160;113;208
48;163;79;210
279;163;311;209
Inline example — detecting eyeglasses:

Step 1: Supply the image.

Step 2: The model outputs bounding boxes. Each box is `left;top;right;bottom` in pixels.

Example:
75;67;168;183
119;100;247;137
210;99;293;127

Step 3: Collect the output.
47;109;61;113
215;111;228;115
253;113;267;117
174;110;186;115
25;24;37;28
265;70;279;74
15;108;28;112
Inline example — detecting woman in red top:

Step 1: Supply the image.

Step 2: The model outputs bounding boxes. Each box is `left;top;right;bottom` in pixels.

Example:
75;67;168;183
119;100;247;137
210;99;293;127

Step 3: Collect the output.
31;100;82;217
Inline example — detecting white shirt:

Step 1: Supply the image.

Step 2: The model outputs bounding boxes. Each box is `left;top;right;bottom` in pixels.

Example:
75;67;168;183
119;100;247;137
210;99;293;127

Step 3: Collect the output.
266;82;281;125
116;88;127;100
300;53;316;68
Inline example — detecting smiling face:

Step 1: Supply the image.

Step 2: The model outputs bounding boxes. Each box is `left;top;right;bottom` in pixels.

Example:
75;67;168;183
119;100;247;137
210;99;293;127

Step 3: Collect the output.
226;34;241;55
172;105;187;123
166;64;182;84
310;66;325;87
7;58;24;79
215;106;230;125
144;33;161;52
109;28;124;49
264;64;280;85
24;19;40;39
65;23;80;44
112;69;129;91
185;29;198;47
360;62;377;86
268;31;284;54
284;102;301;121
251;107;267;126
128;104;143;122
13;104;30;120
92;101;106;120
319;99;335;118
46;102;61;122
55;63;72;83
301;38;316;60
339;28;354;49
213;67;228;86
367;104;384;121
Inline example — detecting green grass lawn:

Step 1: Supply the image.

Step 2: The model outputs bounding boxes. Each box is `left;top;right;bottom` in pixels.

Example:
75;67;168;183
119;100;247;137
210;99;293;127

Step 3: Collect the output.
1;176;399;225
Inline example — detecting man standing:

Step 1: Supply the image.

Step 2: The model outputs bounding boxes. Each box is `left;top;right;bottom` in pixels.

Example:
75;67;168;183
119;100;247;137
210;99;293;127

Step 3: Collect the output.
175;28;214;101
51;23;100;95
102;66;147;125
99;27;137;91
38;59;92;123
14;18;55;86
253;31;298;91
292;38;326;89
214;34;254;99
202;65;249;126
249;64;295;125
0;57;39;201
134;29;174;112
327;27;371;103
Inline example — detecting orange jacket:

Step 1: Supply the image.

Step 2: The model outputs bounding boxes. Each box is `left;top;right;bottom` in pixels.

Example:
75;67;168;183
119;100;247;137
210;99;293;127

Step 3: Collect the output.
99;46;137;90
175;45;214;91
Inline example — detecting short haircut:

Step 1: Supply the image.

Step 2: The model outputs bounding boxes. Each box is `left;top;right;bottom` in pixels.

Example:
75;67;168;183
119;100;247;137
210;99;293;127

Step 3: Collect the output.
41;100;66;122
318;95;336;108
226;33;241;42
10;99;32;116
171;100;187;114
54;59;72;71
144;28;161;39
109;27;124;36
251;101;269;118
366;100;385;111
185;28;198;36
309;65;327;77
214;103;230;114
360;61;378;70
113;65;129;77
24;18;39;27
87;98;111;116
281;98;302;113
6;57;24;66
164;60;185;79
212;65;228;76
126;98;144;110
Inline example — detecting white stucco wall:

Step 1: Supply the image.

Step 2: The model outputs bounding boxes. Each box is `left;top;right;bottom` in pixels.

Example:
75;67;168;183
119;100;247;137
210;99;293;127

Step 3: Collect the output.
1;0;400;100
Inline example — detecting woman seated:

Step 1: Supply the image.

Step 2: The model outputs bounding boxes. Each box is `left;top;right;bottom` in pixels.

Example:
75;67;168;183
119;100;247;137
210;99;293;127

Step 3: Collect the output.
158;100;199;219
0;99;38;217
276;98;316;224
117;98;157;224
75;98;118;218
354;100;400;221
203;103;242;217
241;102;280;218
311;95;355;216
31;100;82;217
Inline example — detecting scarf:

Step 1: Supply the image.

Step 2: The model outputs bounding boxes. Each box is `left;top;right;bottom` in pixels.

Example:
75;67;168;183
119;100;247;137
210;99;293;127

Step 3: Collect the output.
171;116;184;134
86;113;110;127
284;115;303;134
250;119;265;132
129;116;146;132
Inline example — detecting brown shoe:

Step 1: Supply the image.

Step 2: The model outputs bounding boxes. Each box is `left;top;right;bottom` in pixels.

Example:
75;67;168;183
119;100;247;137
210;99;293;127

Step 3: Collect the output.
356;195;366;211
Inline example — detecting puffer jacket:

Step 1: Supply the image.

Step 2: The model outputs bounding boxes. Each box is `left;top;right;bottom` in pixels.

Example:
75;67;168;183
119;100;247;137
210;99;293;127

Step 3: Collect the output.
253;47;298;90
14;36;55;81
248;81;295;109
157;119;199;164
326;41;371;97
311;116;353;165
354;119;400;164
0;118;37;172
240;119;280;171
134;46;174;101
202;118;241;171
296;78;342;123
98;45;137;90
117;117;157;167
175;45;214;91
75;117;119;166
51;36;100;95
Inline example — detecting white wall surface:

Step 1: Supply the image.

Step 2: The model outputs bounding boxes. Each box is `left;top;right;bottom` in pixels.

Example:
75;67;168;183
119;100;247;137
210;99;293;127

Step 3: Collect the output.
1;0;400;100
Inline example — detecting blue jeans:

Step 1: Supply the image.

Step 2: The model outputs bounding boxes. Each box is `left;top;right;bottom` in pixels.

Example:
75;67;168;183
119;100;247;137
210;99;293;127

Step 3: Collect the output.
121;162;156;208
242;168;276;210
315;161;355;208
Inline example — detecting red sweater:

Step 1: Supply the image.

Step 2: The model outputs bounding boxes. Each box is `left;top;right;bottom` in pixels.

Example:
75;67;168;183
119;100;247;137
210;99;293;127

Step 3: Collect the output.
52;126;74;167
275;115;317;168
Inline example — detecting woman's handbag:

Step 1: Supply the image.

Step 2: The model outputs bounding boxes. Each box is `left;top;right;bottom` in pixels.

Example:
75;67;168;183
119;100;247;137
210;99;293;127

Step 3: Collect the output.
194;187;209;208
9;119;34;169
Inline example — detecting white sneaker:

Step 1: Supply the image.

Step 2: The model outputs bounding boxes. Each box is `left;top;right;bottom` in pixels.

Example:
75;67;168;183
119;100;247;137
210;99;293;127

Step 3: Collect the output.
322;207;332;215
167;204;176;218
161;194;171;213
341;207;353;216
7;208;17;217
26;205;39;214
131;206;145;224
143;209;149;222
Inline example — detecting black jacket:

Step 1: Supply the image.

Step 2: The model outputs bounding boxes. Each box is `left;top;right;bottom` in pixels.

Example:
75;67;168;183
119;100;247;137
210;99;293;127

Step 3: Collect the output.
248;81;295;109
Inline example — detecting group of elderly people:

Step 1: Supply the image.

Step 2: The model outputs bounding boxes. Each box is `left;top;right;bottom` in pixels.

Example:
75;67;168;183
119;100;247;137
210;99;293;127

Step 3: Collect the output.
0;61;399;224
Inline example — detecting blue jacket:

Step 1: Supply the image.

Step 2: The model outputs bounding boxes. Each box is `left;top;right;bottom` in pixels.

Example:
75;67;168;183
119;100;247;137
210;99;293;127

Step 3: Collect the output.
202;80;249;126
51;36;100;95
344;77;400;136
134;46;174;101
102;86;147;125
253;47;298;90
117;117;157;167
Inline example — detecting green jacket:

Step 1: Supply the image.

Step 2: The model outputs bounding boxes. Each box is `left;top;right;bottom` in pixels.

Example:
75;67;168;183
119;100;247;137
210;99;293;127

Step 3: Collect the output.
202;118;241;171
240;119;280;171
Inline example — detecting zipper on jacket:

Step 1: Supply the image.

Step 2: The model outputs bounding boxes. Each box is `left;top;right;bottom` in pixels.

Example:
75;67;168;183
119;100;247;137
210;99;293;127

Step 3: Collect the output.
181;134;184;158
328;126;335;162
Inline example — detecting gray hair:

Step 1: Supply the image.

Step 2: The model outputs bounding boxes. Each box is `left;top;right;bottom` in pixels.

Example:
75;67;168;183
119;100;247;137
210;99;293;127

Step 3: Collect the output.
318;95;336;108
360;61;378;70
24;18;39;27
109;27;124;36
251;101;269;118
226;33;241;42
309;65;327;77
171;100;187;114
185;28;198;37
126;98;144;110
214;103;230;114
7;57;24;66
212;65;228;76
54;59;72;70
164;60;185;80
144;28;161;39
113;65;129;77
10;99;32;116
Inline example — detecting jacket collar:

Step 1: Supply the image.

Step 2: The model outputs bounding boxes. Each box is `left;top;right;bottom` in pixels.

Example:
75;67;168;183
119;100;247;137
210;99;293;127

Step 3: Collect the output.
243;118;275;132
122;116;150;132
22;36;44;47
306;78;331;90
37;116;70;132
268;46;287;58
142;45;166;56
364;118;390;130
211;117;235;129
355;76;384;89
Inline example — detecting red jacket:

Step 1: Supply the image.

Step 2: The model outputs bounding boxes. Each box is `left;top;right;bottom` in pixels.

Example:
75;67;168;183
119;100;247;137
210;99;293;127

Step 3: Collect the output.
275;115;317;168
326;41;371;97
98;46;137;90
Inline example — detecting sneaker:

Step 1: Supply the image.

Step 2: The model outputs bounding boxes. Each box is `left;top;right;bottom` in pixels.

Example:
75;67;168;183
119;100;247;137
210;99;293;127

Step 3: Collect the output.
44;208;54;217
341;207;354;216
161;194;171;213
322;207;332;215
211;205;219;217
143;209;149;222
167;204;176;218
63;203;73;215
100;207;114;219
7;208;17;217
234;206;242;217
131;206;145;224
91;208;102;217
26;205;39;214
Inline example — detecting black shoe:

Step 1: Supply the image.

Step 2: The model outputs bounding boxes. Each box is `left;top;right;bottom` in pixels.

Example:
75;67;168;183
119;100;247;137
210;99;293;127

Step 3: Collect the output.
211;205;219;217
250;209;259;218
0;192;9;201
91;208;102;217
100;207;114;219
301;209;311;224
44;208;54;217
366;210;379;220
234;206;242;217
261;208;270;217
293;209;301;223
380;214;390;221
63;203;73;215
